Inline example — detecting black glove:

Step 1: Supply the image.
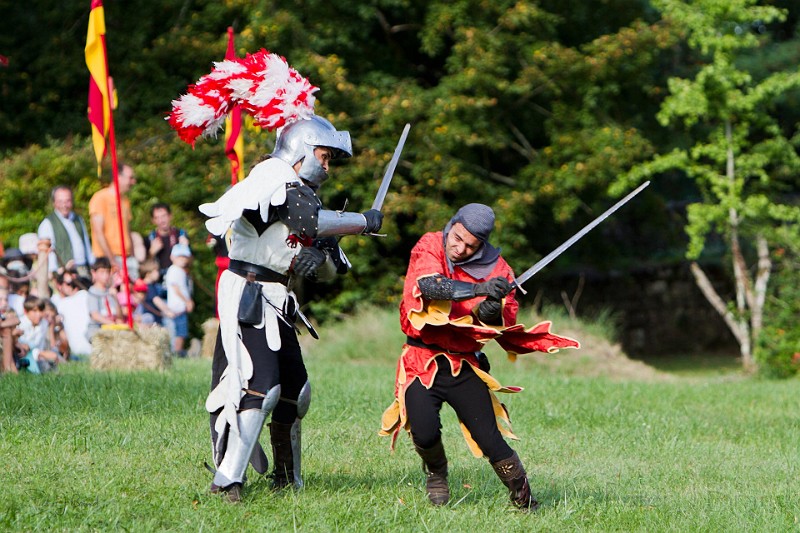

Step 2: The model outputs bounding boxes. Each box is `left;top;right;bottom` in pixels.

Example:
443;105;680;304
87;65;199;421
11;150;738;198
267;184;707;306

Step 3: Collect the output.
362;209;384;234
473;277;513;300
293;247;327;278
476;298;502;324
475;351;491;373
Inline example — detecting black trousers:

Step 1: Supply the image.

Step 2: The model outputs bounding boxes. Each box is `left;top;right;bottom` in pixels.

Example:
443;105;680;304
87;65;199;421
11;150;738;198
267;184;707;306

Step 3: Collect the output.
405;355;514;463
210;320;308;424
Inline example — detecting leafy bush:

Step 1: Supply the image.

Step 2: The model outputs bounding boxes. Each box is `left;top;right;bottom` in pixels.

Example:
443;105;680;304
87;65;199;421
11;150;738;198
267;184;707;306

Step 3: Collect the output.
755;253;800;378
0;135;224;338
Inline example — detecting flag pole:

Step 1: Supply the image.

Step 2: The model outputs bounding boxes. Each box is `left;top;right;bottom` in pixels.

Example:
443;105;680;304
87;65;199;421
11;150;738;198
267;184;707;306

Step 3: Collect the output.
215;26;242;317
98;10;134;329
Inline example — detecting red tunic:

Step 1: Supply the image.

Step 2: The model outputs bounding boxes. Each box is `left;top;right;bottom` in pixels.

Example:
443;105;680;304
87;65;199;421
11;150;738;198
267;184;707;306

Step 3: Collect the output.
380;231;580;457
400;232;518;352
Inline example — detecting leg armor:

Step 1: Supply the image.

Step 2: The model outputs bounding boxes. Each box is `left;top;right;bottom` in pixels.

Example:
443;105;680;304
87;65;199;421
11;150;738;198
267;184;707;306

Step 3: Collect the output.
212;385;281;490
270;380;311;489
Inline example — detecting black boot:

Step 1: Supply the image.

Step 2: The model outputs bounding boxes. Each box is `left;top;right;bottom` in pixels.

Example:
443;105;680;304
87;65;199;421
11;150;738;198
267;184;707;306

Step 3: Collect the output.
210;481;242;503
269;421;294;489
491;451;540;510
415;439;450;506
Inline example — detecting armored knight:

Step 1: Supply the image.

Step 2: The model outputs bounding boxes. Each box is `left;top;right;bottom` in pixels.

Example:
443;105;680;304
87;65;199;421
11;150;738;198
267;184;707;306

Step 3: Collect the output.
204;115;382;501
169;51;383;502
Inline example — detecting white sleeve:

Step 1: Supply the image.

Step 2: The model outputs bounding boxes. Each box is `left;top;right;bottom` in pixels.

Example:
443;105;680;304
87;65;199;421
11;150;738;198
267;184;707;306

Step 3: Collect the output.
37;219;59;272
199;159;298;236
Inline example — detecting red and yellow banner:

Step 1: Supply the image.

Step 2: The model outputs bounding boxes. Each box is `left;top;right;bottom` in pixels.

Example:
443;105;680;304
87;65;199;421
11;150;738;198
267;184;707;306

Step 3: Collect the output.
85;0;110;176
224;27;245;184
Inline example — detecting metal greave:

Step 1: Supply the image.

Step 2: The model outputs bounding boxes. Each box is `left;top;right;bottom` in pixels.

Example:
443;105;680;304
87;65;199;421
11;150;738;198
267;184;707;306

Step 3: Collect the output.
289;418;303;488
212;386;280;488
270;380;310;489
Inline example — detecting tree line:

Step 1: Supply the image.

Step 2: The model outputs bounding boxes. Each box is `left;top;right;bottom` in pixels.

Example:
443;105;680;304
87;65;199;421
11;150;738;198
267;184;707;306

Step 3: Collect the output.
1;0;798;375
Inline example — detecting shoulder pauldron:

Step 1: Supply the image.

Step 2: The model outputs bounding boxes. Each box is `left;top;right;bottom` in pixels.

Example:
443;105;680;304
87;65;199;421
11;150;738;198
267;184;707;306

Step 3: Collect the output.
276;183;322;238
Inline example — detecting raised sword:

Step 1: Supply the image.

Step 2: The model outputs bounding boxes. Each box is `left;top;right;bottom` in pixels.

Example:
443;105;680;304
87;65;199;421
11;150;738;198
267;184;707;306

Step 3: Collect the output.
371;123;411;211
514;181;651;291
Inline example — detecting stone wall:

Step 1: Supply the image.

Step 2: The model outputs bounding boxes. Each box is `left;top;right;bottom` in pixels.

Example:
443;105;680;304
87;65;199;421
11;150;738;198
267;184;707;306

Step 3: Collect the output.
533;262;739;357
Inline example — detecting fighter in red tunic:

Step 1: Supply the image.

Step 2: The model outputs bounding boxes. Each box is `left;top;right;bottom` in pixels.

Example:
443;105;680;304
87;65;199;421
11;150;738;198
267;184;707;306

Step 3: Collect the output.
380;203;579;510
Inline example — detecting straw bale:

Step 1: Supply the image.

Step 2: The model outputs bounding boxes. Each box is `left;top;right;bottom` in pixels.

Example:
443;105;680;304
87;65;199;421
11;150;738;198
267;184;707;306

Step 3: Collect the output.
201;318;219;359
90;326;172;371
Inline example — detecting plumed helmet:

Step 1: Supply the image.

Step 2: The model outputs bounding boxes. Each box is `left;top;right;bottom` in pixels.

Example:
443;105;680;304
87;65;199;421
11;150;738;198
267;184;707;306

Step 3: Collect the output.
271;115;352;188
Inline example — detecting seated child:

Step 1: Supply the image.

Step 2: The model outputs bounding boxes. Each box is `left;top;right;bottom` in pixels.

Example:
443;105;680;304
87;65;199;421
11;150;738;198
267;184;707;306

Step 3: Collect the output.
86;257;124;341
137;259;170;326
132;279;154;328
17;296;62;373
42;298;71;361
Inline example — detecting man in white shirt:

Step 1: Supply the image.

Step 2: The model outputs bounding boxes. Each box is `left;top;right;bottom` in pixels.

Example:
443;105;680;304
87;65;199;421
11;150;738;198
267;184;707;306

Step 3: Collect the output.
37;186;95;279
51;270;93;356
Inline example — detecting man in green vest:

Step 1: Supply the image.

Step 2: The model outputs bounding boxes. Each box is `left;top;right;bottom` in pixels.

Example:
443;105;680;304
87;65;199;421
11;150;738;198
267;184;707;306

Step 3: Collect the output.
37;185;95;280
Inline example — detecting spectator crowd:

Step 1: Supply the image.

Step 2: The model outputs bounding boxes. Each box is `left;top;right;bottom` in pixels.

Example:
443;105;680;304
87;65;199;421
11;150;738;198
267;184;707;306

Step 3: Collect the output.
0;163;196;375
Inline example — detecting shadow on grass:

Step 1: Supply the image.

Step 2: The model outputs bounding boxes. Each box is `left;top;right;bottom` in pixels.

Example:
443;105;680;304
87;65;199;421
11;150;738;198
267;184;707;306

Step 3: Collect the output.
251;474;664;518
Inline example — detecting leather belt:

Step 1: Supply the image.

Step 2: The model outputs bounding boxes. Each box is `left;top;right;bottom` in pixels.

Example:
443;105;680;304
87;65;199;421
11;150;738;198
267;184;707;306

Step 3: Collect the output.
405;336;473;355
228;259;289;285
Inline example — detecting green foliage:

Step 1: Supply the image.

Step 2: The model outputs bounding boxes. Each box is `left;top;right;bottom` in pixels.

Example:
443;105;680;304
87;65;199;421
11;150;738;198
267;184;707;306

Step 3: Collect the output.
634;0;800;263
0;137;98;243
4;0;800;340
618;0;800;369
756;252;800;378
0;0;244;146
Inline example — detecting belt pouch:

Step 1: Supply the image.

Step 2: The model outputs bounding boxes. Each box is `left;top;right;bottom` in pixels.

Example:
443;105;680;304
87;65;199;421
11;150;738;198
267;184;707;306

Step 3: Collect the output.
238;280;263;325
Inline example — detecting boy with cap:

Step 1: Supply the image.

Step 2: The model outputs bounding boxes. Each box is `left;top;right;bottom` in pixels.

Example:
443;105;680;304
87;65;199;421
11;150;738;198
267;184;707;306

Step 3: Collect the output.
164;243;193;356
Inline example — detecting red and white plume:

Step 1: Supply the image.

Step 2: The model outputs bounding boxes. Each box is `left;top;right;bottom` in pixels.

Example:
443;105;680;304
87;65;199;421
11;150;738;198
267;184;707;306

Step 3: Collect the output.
168;49;318;145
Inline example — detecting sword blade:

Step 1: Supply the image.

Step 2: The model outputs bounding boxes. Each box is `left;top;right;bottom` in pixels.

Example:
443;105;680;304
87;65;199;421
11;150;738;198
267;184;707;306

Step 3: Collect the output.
371;123;411;211
515;181;650;288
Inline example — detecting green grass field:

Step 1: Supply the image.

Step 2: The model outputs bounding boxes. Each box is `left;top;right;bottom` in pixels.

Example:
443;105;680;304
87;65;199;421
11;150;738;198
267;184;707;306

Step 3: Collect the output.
1;309;798;531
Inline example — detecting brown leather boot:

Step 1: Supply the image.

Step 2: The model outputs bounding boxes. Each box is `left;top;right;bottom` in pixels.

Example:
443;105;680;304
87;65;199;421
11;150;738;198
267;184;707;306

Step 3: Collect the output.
269;421;294;490
491;451;540;510
210;481;242;503
415;439;449;506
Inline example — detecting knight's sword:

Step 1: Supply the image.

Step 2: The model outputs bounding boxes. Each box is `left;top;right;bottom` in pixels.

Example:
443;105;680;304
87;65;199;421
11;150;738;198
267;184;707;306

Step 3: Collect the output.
371;123;411;211
514;181;651;290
